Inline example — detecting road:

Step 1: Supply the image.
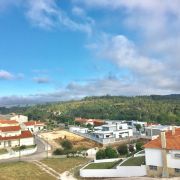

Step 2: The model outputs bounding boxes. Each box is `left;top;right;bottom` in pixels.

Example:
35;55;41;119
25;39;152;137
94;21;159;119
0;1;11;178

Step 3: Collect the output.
0;136;49;163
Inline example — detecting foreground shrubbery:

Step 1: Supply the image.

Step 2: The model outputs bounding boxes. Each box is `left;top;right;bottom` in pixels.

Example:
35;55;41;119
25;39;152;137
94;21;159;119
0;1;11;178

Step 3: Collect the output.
96;146;118;159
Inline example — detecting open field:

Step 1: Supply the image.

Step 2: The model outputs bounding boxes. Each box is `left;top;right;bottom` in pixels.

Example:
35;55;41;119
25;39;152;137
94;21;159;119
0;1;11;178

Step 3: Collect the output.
41;157;89;174
40;130;101;149
0;161;55;180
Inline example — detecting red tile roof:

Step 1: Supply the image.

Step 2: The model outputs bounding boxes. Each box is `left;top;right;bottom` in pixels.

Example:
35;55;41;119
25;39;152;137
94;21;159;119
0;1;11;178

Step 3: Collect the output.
0;130;33;141
0;119;18;124
24;121;45;126
144;128;180;150
75;118;105;126
0;126;21;132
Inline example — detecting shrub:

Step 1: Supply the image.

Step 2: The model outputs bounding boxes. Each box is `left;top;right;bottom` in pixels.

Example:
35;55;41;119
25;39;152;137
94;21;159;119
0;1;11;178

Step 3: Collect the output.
136;141;144;151
60;140;73;150
105;146;118;158
19;145;26;150
53;148;64;155
96;149;106;159
117;144;128;155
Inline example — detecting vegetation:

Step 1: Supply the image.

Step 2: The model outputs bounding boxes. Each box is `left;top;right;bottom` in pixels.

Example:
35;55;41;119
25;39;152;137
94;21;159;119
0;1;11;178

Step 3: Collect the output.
60;140;73;150
12;144;36;151
136;141;144;151
0;148;8;155
0;94;180;125
41;157;89;174
121;156;145;166
117;144;128;155
96;146;118;159
85;160;121;169
0;162;54;180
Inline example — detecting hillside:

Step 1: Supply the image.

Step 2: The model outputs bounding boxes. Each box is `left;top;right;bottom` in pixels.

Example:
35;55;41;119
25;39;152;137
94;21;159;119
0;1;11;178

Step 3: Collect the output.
0;95;180;125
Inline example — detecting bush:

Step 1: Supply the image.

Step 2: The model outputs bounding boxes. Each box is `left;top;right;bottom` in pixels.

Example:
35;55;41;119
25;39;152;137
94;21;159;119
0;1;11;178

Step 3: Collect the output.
19;145;26;150
136;141;144;151
96;147;118;159
117;144;128;155
96;149;106;159
53;148;64;155
60;140;73;150
105;146;118;159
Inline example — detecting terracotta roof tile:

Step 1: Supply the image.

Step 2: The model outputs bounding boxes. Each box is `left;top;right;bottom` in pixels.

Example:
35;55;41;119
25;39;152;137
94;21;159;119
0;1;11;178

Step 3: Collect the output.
144;128;180;150
0;130;33;141
0;126;21;132
24;121;45;126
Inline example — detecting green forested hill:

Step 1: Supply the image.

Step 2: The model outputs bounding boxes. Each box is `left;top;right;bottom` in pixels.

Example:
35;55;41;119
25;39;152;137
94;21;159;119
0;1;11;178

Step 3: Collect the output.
0;95;180;125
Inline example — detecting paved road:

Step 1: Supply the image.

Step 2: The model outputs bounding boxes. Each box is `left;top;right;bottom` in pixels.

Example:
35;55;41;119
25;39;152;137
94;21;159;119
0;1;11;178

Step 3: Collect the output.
0;136;49;163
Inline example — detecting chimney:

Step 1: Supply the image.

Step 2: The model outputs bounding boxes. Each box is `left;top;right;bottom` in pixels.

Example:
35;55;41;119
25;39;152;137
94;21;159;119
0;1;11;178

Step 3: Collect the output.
161;131;166;149
172;126;176;136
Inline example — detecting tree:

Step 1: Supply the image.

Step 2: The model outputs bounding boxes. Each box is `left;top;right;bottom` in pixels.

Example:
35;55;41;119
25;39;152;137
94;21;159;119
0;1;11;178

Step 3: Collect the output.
105;146;118;158
128;144;135;153
96;149;106;159
117;144;128;155
60;140;73;150
135;124;142;132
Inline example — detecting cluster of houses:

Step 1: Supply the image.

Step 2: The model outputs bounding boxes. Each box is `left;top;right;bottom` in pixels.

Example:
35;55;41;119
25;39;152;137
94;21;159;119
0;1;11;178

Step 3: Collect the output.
71;118;180;178
0;114;45;149
70;118;177;145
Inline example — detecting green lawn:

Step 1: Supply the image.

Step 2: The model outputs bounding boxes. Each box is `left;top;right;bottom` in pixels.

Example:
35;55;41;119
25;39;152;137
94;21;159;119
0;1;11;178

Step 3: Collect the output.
0;161;55;180
0;148;8;155
84;160;121;169
120;156;145;166
41;157;89;173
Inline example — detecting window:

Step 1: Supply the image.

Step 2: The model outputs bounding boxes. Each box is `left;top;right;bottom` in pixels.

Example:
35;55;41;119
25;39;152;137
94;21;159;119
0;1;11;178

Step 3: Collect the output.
149;165;157;170
175;168;180;173
174;154;180;158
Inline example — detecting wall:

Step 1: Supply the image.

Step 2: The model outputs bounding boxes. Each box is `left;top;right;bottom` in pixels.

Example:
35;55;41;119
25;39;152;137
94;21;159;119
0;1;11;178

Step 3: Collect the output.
167;150;180;168
145;148;163;166
0;146;37;160
11;115;28;123
20;137;34;146
1;130;21;137
80;165;147;178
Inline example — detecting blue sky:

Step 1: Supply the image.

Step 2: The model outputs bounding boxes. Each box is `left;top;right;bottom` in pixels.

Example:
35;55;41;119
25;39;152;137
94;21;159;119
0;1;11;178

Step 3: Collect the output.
0;0;180;106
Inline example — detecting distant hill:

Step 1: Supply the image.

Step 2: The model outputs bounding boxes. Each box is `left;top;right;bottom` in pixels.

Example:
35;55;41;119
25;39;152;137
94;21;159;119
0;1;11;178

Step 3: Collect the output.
0;94;180;125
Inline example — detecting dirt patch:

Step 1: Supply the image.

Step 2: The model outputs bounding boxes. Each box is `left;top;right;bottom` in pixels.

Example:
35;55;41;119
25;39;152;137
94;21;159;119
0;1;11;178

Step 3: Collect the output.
40;130;101;150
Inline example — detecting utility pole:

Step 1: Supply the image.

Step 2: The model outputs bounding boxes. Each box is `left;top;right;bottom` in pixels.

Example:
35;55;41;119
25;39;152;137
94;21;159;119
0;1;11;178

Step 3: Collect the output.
18;138;21;162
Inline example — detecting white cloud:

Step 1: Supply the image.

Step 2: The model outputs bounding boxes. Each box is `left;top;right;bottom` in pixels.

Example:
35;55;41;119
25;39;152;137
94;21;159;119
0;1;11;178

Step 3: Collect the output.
0;70;14;80
87;33;180;92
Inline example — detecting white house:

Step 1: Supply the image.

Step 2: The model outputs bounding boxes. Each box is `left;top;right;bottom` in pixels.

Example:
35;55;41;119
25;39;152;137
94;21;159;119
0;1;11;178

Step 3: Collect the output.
0;120;34;149
10;115;28;123
92;121;133;139
144;127;180;177
23;121;45;133
69;126;88;134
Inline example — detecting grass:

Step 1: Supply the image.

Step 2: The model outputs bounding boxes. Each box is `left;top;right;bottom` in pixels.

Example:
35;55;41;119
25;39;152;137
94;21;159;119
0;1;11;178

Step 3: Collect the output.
41;157;89;174
84;160;121;169
0;161;55;180
120;156;145;166
0;148;8;154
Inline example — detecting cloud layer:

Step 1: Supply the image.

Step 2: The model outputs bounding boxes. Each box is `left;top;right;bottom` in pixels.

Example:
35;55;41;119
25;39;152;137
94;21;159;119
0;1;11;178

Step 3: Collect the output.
0;0;180;106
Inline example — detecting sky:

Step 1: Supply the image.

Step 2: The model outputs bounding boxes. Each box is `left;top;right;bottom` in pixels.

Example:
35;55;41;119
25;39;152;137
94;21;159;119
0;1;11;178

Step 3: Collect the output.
0;0;180;106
